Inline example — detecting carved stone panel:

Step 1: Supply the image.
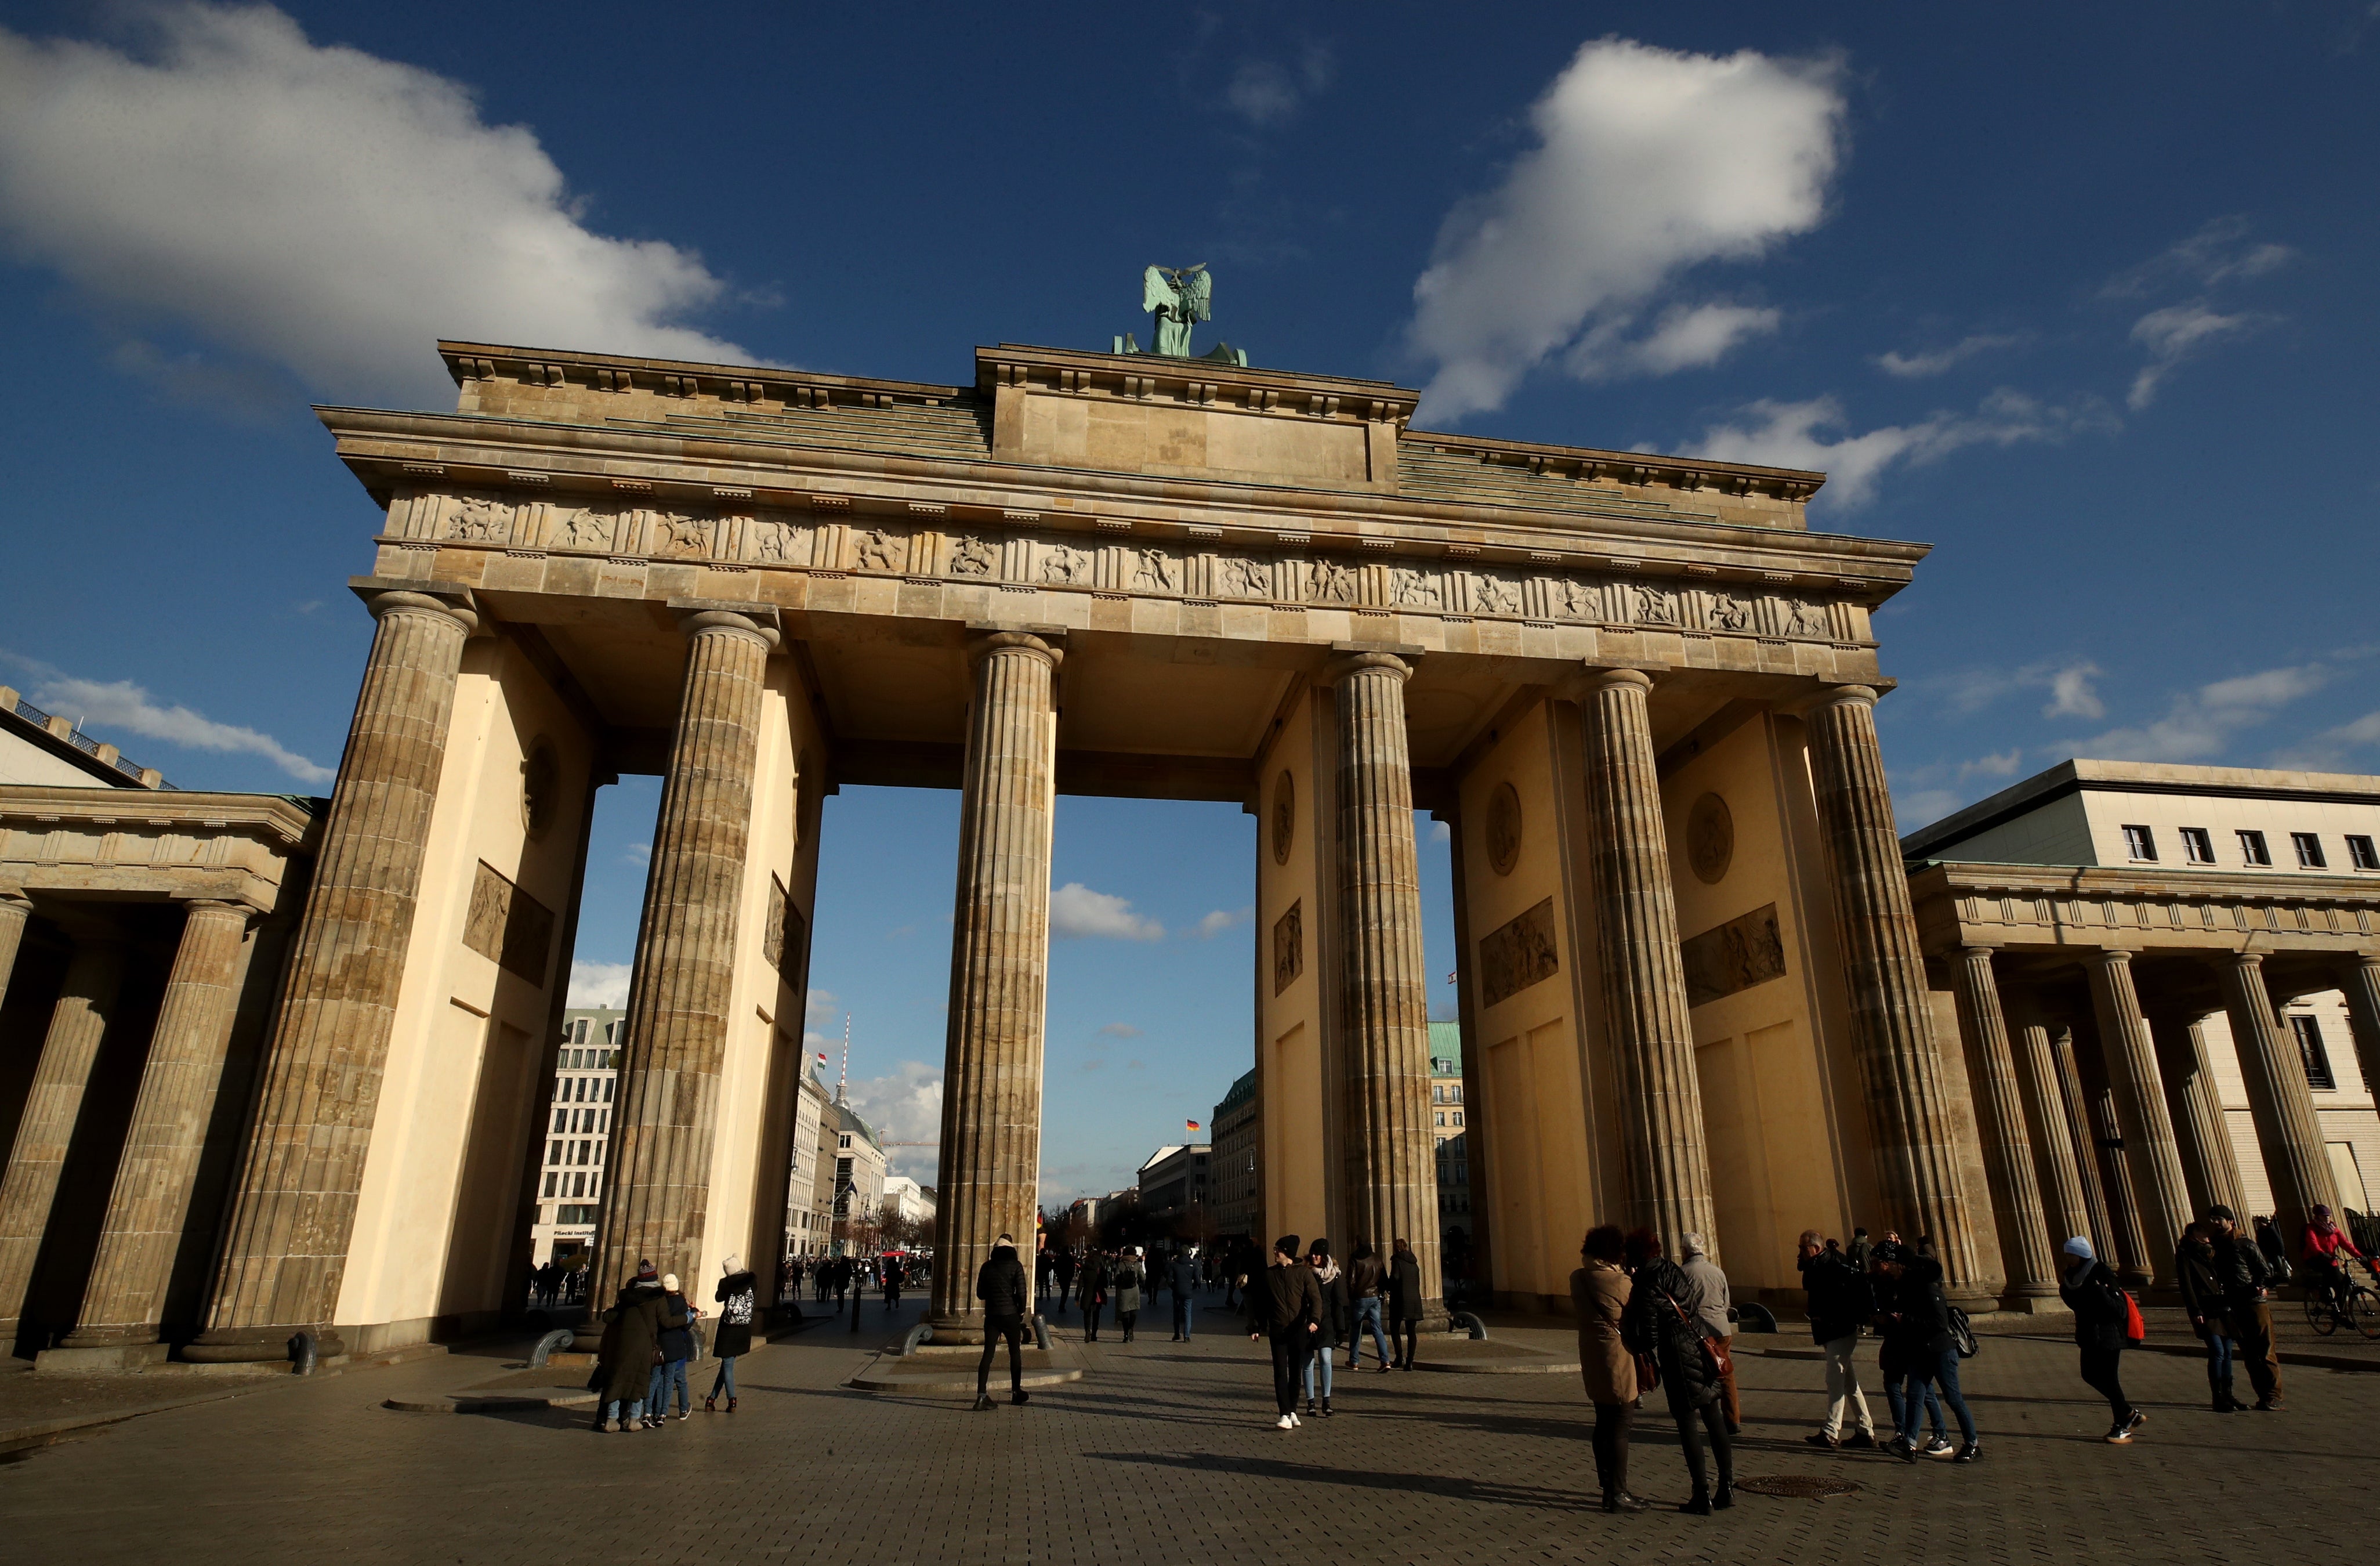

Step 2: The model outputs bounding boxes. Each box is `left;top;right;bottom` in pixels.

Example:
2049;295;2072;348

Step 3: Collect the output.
653;512;715;558
946;534;998;578
1041;541;1093;585
445;494;513;543
1128;547;1177;594
1679;903;1787;1007
1479;896;1559;1008
1311;559;1358;605
1707;592;1752;632
1273;899;1304;996
462;860;556;986
1471;573;1520;616
1219;556;1272;599
552;504;625;552
750;518;798;563
1632;584;1679;625
1272;770;1295;865
1390;567;1441;609
1550;577;1600;622
762;873;808;989
1687;793;1733;885
852;527;906;573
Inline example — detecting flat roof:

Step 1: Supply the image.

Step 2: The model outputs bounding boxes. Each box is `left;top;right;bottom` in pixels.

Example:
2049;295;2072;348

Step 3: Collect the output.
1900;757;2380;861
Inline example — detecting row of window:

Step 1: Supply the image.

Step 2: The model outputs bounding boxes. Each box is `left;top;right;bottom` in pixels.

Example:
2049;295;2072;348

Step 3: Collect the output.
1430;1084;1466;1104
553;1106;609;1135
542;1169;602;1200
567;1017;621;1050
554;1073;615;1105
559;1046;620;1069
548;1135;604;1169
2122;824;2380;871
1433;1110;1466;1127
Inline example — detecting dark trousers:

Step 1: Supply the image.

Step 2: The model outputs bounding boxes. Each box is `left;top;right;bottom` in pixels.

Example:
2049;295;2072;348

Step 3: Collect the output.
1118;1308;1137;1342
1085;1297;1106;1340
1667;1387;1733;1498
1394;1319;1418;1368
1268;1330;1304;1415
1592;1401;1632;1496
2230;1303;2281;1402
976;1314;1025;1398
1893;1346;1976;1446
2078;1342;2134;1424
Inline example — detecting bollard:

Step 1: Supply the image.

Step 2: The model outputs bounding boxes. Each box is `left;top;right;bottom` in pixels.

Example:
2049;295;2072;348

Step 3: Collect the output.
1733;1301;1779;1333
528;1327;577;1368
899;1322;935;1357
1032;1314;1051;1351
1449;1311;1488;1341
287;1331;317;1376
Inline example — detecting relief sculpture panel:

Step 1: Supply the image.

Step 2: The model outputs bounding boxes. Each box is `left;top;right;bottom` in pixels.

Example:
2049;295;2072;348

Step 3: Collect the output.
1678;903;1787;1008
1479;896;1559;1008
462;860;556;986
1273;899;1304;996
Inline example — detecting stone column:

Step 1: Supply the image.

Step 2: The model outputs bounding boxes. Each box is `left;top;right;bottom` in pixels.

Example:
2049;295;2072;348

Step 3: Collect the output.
2085;950;2194;1279
592;607;777;1305
2218;952;2336;1236
2012;1015;2093;1256
1575;670;1714;1257
2050;1026;2118;1263
2149;1011;2244;1221
1950;949;2059;1300
1804;686;1981;1290
189;585;477;1362
2092;1086;2152;1283
1330;652;1442;1306
60;900;255;1356
0;892;32;1006
928;631;1059;1337
2336;955;2380;1115
0;939;126;1335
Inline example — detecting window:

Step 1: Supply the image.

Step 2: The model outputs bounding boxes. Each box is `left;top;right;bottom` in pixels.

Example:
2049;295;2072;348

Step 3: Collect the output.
570;1171;587;1197
547;1138;562;1165
604;1077;616;1101
559;1205;598;1224
1453;1111;1465;1127
2238;830;2272;867
2122;824;2157;862
2180;827;2214;865
542;1172;557;1198
2292;832;2327;869
2350;836;2380;871
1434;1111;1446;1127
552;1108;567;1132
2292;1015;2336;1090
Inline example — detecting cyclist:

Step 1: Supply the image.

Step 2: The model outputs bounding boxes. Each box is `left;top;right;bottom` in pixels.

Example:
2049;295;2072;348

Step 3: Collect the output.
2301;1203;2371;1307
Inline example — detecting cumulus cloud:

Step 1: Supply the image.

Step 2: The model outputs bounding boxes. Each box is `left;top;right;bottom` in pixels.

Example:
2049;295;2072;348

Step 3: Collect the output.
841;1061;943;1180
1191;907;1251;939
567;960;632;1009
1050;883;1164;941
2043;663;2106;721
2276;710;2380;772
0;4;751;404
1930;660;2103;720
1690;388;2113;508
1096;1022;1142;1039
1874;333;2027;378
1;655;334;782
1408;37;1843;418
2127;304;2265;410
1223;48;1334;127
2084;663;2331;762
1894;787;1965;834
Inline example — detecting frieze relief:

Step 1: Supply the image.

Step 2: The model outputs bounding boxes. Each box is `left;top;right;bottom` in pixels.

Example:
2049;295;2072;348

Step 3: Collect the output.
444;494;515;543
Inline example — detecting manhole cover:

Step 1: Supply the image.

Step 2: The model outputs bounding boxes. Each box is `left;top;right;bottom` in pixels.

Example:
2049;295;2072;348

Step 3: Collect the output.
1735;1475;1861;1499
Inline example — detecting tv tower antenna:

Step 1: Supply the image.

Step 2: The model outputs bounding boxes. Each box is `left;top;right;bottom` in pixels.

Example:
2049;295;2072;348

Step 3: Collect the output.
837;1014;850;1105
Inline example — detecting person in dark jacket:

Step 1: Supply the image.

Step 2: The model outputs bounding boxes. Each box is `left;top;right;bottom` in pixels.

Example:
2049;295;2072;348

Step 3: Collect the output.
593;1260;670;1432
1388;1237;1424;1370
1796;1231;1876;1448
1304;1242;1350;1416
1168;1245;1202;1340
707;1254;757;1413
2175;1221;2244;1413
1053;1247;1078;1313
1868;1242;1950;1455
646;1273;698;1426
2209;1205;2283;1409
973;1234;1032;1411
1875;1246;1977;1462
1082;1251;1111;1342
1247;1234;1324;1428
1619;1229;1732;1514
1113;1250;1144;1343
882;1253;905;1312
1346;1242;1392;1371
2057;1235;2143;1441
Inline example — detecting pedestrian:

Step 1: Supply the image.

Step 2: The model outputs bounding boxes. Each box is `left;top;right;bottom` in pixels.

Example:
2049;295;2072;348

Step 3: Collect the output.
1225;1243;1246;1311
883;1253;904;1312
2055;1235;2144;1442
1114;1249;1144;1344
1083;1250;1111;1342
1388;1237;1424;1370
1873;1243;1979;1462
2175;1221;2244;1413
973;1233;1031;1411
1037;1242;1057;1304
1796;1230;1877;1449
706;1254;756;1413
1572;1224;1643;1513
2301;1202;2368;1303
1869;1242;1951;1456
1054;1247;1078;1312
1846;1226;1872;1271
1168;1243;1202;1340
1247;1234;1324;1429
1305;1241;1349;1416
1346;1242;1392;1372
646;1272;698;1426
2254;1213;2295;1286
593;1260;668;1433
1618;1229;1733;1514
2203;1205;2282;1409
1678;1234;1740;1434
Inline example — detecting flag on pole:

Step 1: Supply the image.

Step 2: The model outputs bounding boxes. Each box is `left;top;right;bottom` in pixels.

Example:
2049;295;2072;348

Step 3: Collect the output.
1186;1119;1201;1132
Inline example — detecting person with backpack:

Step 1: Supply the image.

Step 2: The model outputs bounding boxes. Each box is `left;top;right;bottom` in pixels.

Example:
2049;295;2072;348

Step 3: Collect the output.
2210;1205;2283;1409
1796;1231;1877;1449
707;1254;756;1413
2057;1235;2146;1442
1619;1229;1733;1515
2175;1221;2245;1413
1874;1243;1979;1463
1870;1243;1951;1457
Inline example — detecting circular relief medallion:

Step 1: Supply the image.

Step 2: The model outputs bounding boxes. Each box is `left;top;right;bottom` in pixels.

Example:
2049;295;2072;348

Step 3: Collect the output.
1272;770;1296;865
1688;792;1734;885
1487;781;1522;876
521;739;560;839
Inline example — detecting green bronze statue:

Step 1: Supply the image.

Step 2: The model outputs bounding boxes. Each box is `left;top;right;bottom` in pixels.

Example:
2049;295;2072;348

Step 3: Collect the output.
1114;265;1248;366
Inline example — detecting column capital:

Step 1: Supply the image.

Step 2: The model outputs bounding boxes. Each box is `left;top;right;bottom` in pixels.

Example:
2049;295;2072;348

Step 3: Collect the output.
349;578;480;635
963;628;1063;670
669;600;781;652
2086;947;2136;971
177;896;260;924
1569;666;1654;700
1954;943;2000;961
1810;682;1879;714
0;889;30;914
2222;949;2267;972
1322;648;1412;685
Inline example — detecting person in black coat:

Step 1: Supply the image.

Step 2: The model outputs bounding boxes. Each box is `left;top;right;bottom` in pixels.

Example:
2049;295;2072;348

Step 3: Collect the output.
707;1254;757;1413
1874;1246;1976;1462
1620;1229;1733;1515
2058;1235;2144;1441
973;1234;1032;1411
1305;1242;1351;1416
1388;1238;1425;1369
1168;1245;1203;1340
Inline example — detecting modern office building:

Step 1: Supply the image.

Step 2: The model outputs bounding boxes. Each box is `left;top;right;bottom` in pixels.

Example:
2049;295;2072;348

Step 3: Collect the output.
1135;1141;1211;1229
528;1007;624;1268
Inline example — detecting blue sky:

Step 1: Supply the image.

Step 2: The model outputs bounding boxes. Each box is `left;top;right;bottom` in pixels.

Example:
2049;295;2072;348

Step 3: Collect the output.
2;3;2375;1200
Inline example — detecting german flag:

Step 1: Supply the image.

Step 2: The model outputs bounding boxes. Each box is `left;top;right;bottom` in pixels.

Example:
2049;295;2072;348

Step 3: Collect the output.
1186;1119;1202;1132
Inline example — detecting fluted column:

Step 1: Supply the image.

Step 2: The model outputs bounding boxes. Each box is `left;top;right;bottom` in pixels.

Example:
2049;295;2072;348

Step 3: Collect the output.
2337;955;2380;1114
1805;686;1981;1289
591;607;776;1305
1950;949;2057;1299
2092;1085;2151;1282
189;586;476;1362
2012;1016;2093;1253
2149;1010;2245;1222
1330;652;1441;1306
0;892;32;1006
1578;669;1715;1257
929;631;1059;1336
2219;952;2336;1236
2051;1026;2118;1261
63;900;254;1350
2086;950;2193;1279
0;938;126;1334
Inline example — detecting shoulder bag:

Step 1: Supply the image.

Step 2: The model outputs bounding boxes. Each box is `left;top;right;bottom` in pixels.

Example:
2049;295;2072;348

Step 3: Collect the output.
1663;1288;1733;1381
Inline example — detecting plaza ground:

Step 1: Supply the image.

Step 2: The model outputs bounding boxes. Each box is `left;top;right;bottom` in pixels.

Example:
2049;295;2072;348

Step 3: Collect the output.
0;1289;2363;1565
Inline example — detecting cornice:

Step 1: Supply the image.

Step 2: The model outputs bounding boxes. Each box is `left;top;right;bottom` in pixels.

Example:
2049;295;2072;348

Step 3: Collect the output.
0;788;322;848
1910;859;2380;907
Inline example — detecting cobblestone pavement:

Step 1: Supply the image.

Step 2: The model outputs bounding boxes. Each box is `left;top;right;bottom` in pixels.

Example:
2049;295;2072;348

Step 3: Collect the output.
1;1293;2364;1566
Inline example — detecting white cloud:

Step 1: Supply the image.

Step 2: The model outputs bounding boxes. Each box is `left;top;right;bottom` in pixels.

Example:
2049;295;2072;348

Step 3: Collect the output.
2104;215;2294;298
1049;883;1164;941
0;5;751;404
1895;788;1965;834
2127;304;2263;410
841;1061;942;1180
1223;49;1334;127
1587;302;1780;377
1430;820;1451;844
2084;663;2331;762
1691;388;2113;509
1191;907;1251;939
1958;748;2024;782
2043;663;2105;721
2276;710;2380;771
3;659;333;783
1408;37;1844;418
1874;333;2026;378
1096;1022;1142;1039
622;842;651;867
806;989;839;1019
567;960;631;1008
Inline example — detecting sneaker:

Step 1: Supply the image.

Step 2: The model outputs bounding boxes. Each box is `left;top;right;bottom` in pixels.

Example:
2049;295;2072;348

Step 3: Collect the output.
675;1411;689;1422
1803;1433;1842;1449
1923;1437;1956;1459
2104;1426;2133;1445
1882;1437;1919;1464
1275;1415;1295;1430
1321;1397;1333;1417
1289;1411;1302;1426
2123;1411;2146;1436
1953;1440;1980;1464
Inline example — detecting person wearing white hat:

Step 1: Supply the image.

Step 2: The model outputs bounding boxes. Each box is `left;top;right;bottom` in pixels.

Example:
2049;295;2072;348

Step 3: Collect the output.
708;1254;758;1413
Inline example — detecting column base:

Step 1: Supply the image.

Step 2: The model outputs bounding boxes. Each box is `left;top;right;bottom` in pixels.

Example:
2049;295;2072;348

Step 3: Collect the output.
35;1341;171;1375
1993;1293;2072;1316
57;1323;163;1352
181;1325;346;1363
923;1309;990;1346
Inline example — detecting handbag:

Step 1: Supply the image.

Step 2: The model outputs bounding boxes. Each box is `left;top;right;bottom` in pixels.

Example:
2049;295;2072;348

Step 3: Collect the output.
1948;1305;1978;1359
2121;1289;2147;1344
1662;1289;1732;1380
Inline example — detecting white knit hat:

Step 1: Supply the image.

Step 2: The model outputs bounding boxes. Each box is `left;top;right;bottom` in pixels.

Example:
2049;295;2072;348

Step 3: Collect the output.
661;1272;680;1291
722;1253;741;1274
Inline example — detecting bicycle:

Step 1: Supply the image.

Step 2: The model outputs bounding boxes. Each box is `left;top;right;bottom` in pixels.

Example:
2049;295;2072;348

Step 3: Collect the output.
2300;1254;2380;1340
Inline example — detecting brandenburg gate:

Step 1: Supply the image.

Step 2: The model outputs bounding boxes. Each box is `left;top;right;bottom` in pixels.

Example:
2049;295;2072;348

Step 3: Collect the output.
0;328;2001;1363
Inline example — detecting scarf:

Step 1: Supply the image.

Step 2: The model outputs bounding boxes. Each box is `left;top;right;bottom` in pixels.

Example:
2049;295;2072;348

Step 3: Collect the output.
1314;1261;1342;1285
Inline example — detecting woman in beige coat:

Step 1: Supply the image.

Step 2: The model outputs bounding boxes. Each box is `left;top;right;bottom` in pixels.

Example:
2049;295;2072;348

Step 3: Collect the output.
1572;1224;1643;1513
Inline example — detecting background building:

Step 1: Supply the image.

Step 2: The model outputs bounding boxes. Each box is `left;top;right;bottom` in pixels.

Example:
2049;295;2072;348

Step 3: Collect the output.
529;1007;624;1269
781;1066;831;1260
1135;1141;1211;1232
0;686;169;789
1210;1069;1259;1247
1429;1021;1472;1234
879;1174;936;1229
825;1100;886;1253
